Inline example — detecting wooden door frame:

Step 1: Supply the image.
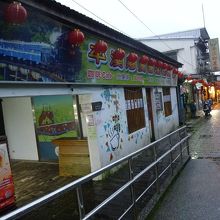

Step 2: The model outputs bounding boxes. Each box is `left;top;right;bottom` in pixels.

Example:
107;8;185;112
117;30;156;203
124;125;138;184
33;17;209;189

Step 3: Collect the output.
146;88;155;142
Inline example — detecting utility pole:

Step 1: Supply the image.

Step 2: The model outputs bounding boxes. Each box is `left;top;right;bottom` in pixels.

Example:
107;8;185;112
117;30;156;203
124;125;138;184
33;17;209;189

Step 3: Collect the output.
202;4;206;28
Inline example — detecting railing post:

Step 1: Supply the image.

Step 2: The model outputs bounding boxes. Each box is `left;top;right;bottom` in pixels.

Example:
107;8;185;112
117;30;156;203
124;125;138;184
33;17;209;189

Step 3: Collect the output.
180;142;183;164
153;144;160;193
178;130;183;164
169;136;173;176
187;138;190;156
76;186;85;219
128;158;137;220
184;127;190;156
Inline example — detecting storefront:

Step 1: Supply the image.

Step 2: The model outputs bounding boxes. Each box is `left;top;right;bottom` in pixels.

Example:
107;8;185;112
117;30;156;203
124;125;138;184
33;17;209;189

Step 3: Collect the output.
0;0;182;209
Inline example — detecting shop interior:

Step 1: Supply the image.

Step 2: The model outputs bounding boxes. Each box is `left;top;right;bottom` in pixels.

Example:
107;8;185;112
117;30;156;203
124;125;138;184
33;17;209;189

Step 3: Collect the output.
0;95;89;210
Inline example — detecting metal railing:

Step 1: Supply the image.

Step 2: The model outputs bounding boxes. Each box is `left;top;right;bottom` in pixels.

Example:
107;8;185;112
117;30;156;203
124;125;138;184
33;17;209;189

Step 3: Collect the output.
1;126;190;220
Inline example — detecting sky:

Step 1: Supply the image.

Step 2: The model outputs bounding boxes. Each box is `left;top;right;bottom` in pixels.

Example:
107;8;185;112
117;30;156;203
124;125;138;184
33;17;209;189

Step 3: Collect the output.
55;0;220;41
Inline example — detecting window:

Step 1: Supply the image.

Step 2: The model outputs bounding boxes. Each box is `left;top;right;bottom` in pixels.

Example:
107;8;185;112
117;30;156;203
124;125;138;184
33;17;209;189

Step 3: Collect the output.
162;87;172;117
164;51;178;61
124;87;145;133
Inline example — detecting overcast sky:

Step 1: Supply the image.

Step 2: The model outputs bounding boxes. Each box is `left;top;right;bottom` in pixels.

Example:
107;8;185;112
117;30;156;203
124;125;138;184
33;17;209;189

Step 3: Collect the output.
56;0;220;42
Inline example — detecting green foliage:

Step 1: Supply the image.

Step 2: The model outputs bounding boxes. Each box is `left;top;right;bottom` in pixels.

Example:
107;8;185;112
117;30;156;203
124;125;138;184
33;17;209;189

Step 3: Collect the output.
31;32;50;43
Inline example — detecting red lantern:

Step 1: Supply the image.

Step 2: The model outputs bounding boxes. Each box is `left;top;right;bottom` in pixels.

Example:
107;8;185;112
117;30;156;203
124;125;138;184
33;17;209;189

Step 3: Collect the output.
178;72;183;78
94;40;108;54
127;53;138;62
148;58;156;66
168;65;173;71
113;48;125;59
154;60;159;67
139;55;149;64
192;80;197;85
186;75;192;81
173;69;178;74
163;63;169;70
156;60;163;68
5;1;27;24
68;29;85;46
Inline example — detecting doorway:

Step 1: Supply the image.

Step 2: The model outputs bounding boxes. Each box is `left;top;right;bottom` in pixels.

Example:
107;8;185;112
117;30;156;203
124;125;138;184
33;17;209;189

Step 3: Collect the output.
146;88;155;141
0;99;5;136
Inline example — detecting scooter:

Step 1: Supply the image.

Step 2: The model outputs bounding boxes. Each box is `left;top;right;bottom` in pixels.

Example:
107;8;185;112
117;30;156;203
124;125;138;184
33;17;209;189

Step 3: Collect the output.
203;102;211;116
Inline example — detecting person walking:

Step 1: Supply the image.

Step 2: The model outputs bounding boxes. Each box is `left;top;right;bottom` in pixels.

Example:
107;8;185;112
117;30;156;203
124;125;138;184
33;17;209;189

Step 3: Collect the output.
190;102;196;118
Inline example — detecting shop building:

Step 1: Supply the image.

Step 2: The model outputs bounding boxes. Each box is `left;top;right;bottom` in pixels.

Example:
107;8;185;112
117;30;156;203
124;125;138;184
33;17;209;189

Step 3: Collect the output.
0;0;182;208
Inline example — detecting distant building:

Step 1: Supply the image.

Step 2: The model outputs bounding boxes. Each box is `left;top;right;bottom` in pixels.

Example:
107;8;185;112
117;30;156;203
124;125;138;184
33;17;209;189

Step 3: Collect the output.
138;28;210;77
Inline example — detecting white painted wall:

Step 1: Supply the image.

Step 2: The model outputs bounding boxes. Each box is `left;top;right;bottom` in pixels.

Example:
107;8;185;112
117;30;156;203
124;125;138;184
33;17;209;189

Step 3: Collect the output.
152;87;179;139
2;97;38;160
78;93;102;172
74;86;179;170
82;87;151;168
141;39;197;75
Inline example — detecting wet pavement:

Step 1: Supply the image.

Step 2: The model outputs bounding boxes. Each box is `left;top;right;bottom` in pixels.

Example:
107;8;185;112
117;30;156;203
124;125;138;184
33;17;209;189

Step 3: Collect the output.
190;105;220;159
148;105;220;220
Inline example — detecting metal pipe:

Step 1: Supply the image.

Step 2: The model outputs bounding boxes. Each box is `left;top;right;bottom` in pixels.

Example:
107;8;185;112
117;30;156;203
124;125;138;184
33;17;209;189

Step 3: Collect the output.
76;186;85;219
128;158;136;220
153;144;160;193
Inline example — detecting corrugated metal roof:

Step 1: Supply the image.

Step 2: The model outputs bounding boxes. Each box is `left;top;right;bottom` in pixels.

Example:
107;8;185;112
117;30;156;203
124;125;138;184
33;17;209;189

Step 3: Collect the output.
138;28;210;41
17;0;182;67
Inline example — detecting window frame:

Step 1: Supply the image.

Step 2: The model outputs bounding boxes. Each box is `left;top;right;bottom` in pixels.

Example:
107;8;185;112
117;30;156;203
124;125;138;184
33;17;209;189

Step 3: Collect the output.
162;87;172;117
124;87;146;134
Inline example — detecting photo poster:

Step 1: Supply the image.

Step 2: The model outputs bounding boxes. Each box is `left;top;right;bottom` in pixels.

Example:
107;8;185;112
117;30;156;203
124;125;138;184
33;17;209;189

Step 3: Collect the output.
32;95;77;161
0;143;15;209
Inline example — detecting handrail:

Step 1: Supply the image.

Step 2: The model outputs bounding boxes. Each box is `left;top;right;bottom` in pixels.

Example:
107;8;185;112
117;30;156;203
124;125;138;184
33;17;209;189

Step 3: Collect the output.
1;126;189;220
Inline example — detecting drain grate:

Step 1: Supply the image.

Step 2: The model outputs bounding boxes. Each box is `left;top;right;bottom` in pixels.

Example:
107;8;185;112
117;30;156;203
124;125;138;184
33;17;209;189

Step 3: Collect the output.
200;134;213;138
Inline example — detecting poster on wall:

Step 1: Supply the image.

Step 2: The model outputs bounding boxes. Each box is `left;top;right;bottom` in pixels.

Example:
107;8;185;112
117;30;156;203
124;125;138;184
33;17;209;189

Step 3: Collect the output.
32;95;77;161
0;1;177;87
155;92;163;111
0;142;15;210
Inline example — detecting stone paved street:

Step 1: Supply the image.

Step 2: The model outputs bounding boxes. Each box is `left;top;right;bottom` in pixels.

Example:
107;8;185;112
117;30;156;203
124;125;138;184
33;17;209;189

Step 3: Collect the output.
190;104;220;159
148;105;220;220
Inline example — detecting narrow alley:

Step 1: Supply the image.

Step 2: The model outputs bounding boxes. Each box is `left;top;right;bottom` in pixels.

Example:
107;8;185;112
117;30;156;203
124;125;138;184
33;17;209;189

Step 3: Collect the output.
148;105;220;220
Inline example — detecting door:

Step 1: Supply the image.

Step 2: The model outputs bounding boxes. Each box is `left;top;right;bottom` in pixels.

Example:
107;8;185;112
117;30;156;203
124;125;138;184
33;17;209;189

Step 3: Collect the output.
0;99;5;136
146;88;155;141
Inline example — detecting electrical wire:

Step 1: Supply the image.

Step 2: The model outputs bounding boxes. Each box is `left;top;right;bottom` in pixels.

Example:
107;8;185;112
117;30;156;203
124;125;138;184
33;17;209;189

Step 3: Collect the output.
117;0;197;70
59;0;196;70
68;0;133;38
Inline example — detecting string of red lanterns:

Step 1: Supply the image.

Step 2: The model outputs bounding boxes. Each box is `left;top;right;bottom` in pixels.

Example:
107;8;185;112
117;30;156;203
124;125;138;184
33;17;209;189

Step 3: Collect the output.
190;79;213;87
